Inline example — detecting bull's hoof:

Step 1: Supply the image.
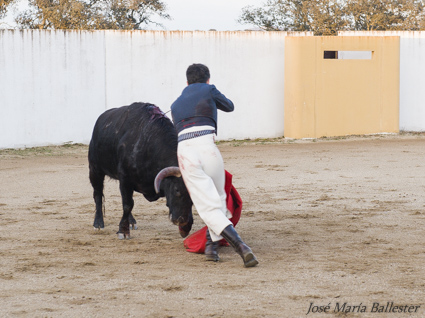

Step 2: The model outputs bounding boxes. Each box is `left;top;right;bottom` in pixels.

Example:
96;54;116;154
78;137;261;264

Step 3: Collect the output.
93;223;104;230
130;224;138;230
93;219;104;229
117;232;130;240
117;233;130;240
93;227;104;231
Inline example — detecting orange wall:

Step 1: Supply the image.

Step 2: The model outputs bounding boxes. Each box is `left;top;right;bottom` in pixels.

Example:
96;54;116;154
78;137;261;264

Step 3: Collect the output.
284;36;400;139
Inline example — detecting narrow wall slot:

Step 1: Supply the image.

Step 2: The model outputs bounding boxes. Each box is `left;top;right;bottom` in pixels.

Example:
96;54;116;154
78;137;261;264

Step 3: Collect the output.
324;51;373;60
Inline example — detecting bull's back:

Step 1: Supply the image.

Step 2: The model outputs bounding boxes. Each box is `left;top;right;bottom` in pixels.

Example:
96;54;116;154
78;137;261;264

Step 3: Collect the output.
88;103;177;182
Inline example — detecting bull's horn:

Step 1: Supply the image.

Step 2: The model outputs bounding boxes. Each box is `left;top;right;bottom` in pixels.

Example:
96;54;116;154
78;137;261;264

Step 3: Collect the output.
154;167;182;193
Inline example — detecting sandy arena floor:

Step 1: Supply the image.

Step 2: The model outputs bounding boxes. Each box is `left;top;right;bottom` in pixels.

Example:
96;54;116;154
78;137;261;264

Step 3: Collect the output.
0;134;424;317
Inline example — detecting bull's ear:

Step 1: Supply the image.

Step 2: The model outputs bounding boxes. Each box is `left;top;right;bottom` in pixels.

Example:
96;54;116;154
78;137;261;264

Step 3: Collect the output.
154;167;181;193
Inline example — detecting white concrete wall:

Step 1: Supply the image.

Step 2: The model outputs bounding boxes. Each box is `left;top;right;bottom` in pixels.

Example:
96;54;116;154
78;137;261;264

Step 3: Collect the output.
0;30;107;149
2;30;424;149
103;30;289;141
1;30;312;149
339;31;425;132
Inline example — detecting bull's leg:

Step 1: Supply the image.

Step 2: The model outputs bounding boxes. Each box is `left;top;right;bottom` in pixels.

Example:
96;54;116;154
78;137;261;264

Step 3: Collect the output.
117;182;134;239
129;212;138;230
89;168;105;229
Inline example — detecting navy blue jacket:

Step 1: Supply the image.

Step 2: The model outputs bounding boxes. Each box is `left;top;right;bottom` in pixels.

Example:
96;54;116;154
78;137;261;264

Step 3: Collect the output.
171;83;234;134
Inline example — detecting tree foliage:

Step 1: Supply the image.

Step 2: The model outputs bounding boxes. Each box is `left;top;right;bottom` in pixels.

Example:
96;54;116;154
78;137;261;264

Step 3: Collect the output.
346;0;425;31
0;0;15;19
238;0;425;35
14;0;169;29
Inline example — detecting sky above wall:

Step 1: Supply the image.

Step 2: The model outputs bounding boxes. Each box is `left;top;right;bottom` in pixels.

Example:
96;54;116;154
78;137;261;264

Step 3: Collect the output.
154;0;262;31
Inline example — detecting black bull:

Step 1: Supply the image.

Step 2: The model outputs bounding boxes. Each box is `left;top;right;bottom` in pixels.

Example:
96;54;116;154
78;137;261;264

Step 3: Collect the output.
88;102;193;239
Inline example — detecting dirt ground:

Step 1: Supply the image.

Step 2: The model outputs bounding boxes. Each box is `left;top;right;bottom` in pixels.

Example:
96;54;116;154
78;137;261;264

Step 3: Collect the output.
0;134;424;318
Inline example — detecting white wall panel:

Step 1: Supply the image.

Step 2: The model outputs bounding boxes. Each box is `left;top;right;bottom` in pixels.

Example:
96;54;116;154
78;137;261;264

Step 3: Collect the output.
339;31;425;132
0;30;106;148
1;30;301;148
103;31;288;140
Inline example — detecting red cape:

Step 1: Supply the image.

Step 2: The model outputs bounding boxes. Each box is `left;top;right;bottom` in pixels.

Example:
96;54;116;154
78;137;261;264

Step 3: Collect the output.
183;170;242;253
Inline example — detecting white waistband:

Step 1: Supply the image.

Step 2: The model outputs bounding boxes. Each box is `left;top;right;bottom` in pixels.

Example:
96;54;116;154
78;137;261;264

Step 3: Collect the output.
178;125;216;136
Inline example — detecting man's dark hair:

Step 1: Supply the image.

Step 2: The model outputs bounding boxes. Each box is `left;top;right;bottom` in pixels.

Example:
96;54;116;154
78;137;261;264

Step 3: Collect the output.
186;64;210;84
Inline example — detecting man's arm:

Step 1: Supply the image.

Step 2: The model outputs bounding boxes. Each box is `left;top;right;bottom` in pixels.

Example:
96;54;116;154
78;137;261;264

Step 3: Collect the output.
211;85;234;112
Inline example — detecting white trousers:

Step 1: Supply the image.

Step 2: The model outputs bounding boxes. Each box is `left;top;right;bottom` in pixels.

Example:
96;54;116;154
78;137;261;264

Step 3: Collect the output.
177;126;232;242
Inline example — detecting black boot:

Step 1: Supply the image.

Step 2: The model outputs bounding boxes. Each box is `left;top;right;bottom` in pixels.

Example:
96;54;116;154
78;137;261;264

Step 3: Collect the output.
221;225;258;267
205;229;219;262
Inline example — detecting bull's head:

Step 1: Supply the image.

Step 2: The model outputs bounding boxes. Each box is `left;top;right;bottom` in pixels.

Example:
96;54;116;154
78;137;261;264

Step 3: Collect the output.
154;167;193;238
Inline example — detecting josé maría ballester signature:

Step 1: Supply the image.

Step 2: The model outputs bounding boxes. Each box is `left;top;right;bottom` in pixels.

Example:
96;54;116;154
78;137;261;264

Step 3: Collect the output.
306;302;421;315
